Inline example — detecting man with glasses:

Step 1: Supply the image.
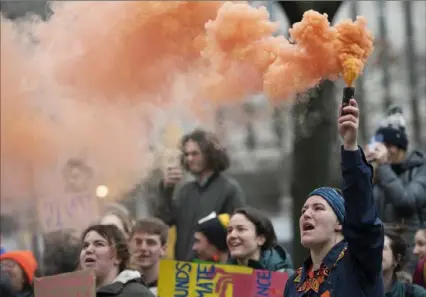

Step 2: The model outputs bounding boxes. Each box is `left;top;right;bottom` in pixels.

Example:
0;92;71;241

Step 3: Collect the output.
154;129;246;261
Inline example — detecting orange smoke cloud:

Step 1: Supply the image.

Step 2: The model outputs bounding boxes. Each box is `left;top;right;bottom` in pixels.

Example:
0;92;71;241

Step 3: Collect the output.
0;1;374;214
201;6;374;102
34;1;223;101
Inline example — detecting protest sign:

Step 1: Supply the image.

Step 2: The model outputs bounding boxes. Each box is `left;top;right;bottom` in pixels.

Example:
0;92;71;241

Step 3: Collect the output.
37;191;99;233
162;122;183;260
35;159;100;233
158;260;289;297
34;269;96;297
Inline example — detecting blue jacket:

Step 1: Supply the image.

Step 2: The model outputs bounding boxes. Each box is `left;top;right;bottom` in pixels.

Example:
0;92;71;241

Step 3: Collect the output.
284;147;385;297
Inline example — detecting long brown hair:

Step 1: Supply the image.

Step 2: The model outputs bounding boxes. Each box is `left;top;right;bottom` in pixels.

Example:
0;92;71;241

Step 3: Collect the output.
384;224;408;275
180;129;230;173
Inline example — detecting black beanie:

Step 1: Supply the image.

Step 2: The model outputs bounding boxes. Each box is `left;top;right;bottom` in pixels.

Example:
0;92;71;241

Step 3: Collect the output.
196;212;229;252
375;105;408;151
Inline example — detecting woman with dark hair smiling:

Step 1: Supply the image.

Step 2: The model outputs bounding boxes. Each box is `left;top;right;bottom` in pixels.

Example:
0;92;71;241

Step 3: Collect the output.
227;207;294;274
79;224;154;297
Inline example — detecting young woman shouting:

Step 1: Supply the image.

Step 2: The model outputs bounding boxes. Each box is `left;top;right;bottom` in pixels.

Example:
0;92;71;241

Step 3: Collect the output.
284;99;385;297
79;224;154;297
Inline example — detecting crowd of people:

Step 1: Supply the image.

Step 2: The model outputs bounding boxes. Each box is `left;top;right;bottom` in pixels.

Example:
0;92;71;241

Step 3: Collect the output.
0;99;425;297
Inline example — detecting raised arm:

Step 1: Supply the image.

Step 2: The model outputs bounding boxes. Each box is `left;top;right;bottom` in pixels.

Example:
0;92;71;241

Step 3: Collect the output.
338;99;384;281
153;181;177;226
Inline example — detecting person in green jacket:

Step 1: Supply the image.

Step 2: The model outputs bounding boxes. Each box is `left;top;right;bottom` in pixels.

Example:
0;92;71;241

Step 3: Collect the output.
383;226;426;297
227;207;293;275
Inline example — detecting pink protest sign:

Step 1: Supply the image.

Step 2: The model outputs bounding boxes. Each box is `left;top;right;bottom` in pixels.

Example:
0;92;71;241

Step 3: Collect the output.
34;270;96;297
213;267;288;297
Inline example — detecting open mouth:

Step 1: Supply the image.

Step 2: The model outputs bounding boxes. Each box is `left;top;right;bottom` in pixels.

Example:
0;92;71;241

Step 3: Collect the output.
302;222;315;231
84;258;96;264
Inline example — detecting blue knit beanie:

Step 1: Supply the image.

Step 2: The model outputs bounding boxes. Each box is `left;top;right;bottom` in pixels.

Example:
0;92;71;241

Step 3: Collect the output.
308;187;345;223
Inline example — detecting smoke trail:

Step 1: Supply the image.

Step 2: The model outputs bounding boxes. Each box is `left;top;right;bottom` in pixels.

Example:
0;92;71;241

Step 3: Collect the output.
0;1;374;217
1;2;222;213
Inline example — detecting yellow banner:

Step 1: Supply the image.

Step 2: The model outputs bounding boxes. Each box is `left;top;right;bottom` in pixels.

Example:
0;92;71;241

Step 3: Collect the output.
158;260;288;297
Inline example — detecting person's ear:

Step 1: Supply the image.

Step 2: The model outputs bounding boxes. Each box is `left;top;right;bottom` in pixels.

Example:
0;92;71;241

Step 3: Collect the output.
160;244;167;258
335;222;342;232
256;235;266;247
113;258;121;266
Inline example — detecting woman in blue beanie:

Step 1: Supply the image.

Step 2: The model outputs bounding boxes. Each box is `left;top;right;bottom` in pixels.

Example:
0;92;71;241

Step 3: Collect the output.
284;99;385;297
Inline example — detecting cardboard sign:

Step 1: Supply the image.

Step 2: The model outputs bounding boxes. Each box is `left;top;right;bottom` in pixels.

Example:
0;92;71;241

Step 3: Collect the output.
158;260;289;297
35;159;100;233
37;191;99;233
34;270;96;297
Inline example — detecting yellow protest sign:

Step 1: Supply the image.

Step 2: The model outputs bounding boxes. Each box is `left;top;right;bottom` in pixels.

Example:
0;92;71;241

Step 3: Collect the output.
167;226;177;259
158;260;289;297
162;121;183;260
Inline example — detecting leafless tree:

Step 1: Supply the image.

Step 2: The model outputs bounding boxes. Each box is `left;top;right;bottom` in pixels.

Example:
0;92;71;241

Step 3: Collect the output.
278;1;343;267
